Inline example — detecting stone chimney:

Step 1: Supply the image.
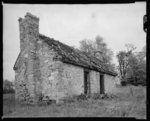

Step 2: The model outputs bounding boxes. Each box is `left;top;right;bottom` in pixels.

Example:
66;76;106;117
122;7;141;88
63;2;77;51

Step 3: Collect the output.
18;13;41;104
18;12;39;52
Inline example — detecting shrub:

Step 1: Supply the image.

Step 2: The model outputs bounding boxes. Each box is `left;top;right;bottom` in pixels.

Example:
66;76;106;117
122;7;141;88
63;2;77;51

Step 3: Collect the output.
76;94;88;101
121;81;127;86
91;93;101;100
3;80;15;94
38;95;56;106
61;94;88;104
3;88;15;94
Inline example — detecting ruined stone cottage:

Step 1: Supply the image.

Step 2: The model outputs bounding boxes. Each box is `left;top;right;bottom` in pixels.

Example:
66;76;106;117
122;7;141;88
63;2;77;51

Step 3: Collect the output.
13;13;117;104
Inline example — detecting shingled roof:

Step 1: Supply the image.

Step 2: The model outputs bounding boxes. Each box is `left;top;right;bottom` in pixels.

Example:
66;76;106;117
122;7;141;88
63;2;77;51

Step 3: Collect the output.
39;34;117;76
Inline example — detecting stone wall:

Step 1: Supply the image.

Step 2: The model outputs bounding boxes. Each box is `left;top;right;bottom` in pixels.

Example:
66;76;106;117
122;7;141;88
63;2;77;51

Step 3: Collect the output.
104;74;117;94
14;51;35;104
58;63;84;98
15;13;41;104
90;71;100;94
37;40;85;101
37;39;63;101
15;57;27;102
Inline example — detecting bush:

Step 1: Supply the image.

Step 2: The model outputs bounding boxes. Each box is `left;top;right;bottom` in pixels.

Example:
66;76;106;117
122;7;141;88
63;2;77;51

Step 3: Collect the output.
126;77;146;86
91;93;102;100
76;94;88;101
3;88;15;94
121;81;127;86
38;95;56;105
3;80;15;94
61;94;88;104
62;97;76;103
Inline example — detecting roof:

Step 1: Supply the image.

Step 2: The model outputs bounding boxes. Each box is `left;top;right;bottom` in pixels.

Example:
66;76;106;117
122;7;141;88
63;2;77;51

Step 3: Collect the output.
39;34;117;76
13;34;117;76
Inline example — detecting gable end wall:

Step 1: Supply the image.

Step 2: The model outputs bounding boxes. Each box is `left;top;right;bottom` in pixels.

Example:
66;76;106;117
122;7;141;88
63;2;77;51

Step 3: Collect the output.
37;39;64;101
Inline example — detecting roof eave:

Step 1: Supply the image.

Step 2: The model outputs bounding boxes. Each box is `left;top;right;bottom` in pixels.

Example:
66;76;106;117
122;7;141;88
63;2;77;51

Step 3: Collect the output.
62;60;117;76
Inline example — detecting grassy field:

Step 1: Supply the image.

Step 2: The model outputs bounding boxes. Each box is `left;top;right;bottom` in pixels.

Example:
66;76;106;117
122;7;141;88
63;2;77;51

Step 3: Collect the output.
3;85;146;118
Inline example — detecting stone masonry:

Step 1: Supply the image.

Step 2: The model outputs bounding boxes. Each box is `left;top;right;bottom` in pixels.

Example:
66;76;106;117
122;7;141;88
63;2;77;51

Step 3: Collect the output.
14;13;117;104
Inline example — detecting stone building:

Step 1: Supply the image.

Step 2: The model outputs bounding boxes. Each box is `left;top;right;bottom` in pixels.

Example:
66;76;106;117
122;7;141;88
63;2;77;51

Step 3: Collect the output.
13;13;117;104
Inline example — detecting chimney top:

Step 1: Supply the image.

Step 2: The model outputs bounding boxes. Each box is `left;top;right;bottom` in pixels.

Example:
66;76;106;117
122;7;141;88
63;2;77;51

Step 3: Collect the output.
18;17;23;22
25;12;39;21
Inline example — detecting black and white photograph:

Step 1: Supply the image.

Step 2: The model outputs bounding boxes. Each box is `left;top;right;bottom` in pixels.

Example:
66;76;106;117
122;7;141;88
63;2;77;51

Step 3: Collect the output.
3;2;146;118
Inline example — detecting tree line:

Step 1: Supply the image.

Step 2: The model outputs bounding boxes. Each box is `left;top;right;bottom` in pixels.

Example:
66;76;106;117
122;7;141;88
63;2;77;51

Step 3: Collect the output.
116;44;146;86
3;79;15;93
79;35;146;86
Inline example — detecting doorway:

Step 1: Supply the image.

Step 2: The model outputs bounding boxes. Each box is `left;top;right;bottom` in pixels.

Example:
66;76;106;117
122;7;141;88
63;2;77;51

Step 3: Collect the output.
84;70;90;95
100;74;105;94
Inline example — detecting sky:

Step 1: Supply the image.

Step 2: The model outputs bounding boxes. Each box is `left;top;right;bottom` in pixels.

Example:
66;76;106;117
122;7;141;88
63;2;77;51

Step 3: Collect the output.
3;3;146;81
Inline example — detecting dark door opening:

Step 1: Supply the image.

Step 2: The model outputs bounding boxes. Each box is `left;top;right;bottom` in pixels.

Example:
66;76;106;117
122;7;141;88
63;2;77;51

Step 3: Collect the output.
100;74;105;94
84;70;90;95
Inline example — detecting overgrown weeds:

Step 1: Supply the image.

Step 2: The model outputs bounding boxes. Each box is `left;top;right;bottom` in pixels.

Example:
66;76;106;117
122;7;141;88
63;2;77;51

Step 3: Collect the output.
3;85;146;118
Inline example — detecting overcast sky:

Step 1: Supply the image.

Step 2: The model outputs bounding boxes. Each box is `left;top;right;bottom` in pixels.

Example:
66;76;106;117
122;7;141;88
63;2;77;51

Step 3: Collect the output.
3;3;146;81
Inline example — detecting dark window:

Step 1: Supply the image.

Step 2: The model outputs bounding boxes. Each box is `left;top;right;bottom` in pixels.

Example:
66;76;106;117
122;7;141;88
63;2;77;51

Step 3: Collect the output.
100;74;105;94
84;70;90;95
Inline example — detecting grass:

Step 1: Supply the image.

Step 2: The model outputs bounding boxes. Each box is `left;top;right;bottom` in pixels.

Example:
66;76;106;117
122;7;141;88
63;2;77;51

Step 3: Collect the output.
3;85;146;118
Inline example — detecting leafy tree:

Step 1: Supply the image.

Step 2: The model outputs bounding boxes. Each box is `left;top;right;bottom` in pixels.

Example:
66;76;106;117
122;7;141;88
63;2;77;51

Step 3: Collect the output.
117;44;146;86
126;54;146;85
136;45;146;62
79;35;114;65
3;79;15;93
126;45;146;85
